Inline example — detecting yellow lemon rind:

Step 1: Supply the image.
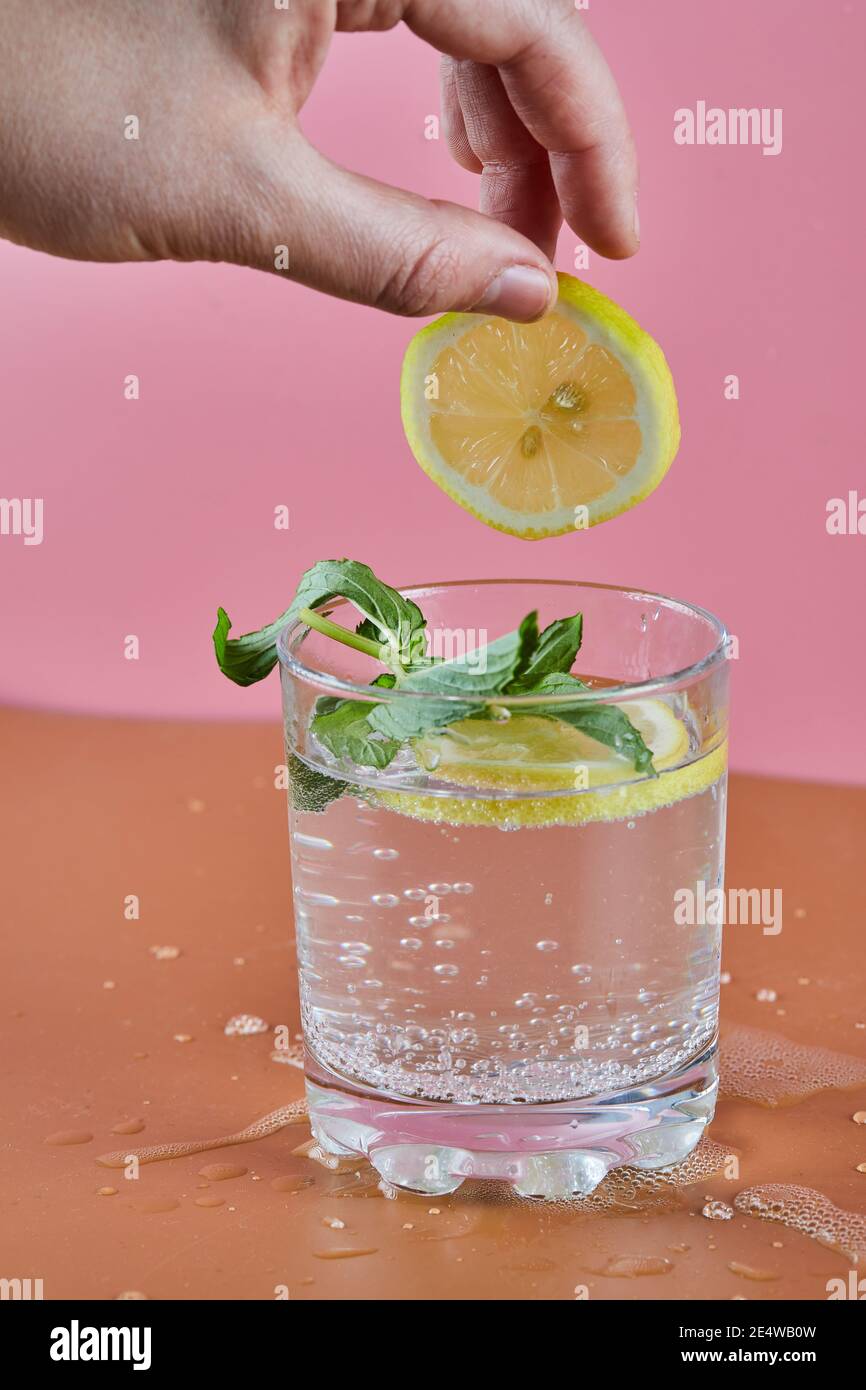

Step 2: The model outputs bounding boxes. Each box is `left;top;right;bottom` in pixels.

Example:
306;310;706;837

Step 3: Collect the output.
400;273;681;540
372;740;727;830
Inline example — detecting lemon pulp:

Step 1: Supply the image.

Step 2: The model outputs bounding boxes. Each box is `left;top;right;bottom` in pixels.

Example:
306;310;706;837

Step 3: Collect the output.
401;273;680;539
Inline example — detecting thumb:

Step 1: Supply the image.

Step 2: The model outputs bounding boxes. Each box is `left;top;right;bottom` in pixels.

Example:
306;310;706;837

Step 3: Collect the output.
225;138;557;321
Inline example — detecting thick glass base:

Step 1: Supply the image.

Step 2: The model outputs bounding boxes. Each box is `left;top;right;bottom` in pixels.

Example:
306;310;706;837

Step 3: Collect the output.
304;1038;718;1200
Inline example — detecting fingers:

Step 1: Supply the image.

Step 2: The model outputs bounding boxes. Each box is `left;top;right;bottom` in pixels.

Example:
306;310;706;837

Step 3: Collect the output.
227;132;557;321
440;56;483;174
406;0;639;259
442;57;562;263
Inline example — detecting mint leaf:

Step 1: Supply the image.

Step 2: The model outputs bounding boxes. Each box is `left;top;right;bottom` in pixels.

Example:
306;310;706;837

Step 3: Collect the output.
214;559;427;687
529;672;657;777
312;701;401;769
287;755;350;813
508;613;583;690
368;614;538;742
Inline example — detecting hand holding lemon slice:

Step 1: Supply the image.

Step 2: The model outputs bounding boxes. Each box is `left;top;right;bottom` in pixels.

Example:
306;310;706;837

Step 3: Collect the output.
401;273;679;538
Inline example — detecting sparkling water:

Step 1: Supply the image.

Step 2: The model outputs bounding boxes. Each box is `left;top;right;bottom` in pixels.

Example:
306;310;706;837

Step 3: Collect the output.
289;760;726;1198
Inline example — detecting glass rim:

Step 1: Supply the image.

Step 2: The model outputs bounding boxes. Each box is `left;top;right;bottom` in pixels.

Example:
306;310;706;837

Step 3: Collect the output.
276;577;729;706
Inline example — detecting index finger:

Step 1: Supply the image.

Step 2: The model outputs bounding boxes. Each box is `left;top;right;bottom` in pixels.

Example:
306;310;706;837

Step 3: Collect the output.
404;0;639;259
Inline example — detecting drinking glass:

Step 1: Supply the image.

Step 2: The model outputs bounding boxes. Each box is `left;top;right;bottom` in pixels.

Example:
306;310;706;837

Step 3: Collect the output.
278;580;729;1199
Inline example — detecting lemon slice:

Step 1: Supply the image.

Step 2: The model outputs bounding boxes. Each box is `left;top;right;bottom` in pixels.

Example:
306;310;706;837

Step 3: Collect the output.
372;701;726;829
415;699;689;791
401;273;680;539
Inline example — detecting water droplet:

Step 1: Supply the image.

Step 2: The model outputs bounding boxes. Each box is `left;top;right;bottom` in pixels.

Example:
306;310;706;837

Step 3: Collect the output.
756;988;777;1002
224;1014;268;1036
111;1118;145;1136
198;1163;248;1181
702;1199;734;1221
44;1128;92;1150
853;1112;866;1125
149;945;180;961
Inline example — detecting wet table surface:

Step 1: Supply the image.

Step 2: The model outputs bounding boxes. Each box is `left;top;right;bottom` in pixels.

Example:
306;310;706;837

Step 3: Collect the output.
3;708;865;1301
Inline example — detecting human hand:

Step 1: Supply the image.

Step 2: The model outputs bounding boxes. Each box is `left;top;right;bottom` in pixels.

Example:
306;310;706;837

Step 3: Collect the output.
0;0;638;322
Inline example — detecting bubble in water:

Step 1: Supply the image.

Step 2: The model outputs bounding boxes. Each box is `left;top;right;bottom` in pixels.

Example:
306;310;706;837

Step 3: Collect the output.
570;963;591;976
371;894;400;908
452;882;474;894
403;888;427;901
428;883;452;894
399;938;423;951
296;890;339;906
536;940;559;952
408;916;433;928
433;964;459;978
434;939;456;950
544;892;553;906
340;941;371;954
373;848;399;860
293;833;333;851
338;956;366;969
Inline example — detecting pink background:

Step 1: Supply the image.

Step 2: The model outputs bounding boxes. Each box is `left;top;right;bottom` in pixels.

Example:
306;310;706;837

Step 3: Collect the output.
1;0;862;782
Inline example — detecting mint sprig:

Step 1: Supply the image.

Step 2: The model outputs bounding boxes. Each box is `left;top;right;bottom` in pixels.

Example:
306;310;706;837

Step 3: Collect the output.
214;559;656;806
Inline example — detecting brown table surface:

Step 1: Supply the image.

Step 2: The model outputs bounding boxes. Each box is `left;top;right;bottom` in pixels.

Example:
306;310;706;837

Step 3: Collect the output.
3;707;865;1301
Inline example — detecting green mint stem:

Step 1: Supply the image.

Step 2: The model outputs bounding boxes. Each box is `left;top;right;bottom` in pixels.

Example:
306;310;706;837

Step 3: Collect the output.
297;606;386;661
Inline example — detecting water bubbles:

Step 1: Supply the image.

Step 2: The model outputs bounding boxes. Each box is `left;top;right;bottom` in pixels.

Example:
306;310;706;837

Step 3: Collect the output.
433;964;459;978
535;940;559;952
543;892;553;906
403;888;427;901
399;938;423;951
338;955;366;969
293;833;333;851
570;963;591;976
428;882;453;895
372;848;399;860
340;941;371;954
434;939;456;950
452;882;474;895
756;987;777;1002
345;915;364;924
296;889;339;906
224;1014;269;1037
371;893;400;908
408;916;432;929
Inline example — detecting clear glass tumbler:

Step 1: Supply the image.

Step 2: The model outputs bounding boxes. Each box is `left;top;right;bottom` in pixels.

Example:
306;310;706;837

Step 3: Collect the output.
278;580;729;1199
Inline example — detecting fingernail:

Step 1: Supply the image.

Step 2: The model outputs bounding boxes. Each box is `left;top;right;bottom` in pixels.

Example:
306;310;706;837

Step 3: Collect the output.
473;265;554;322
633;193;640;244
